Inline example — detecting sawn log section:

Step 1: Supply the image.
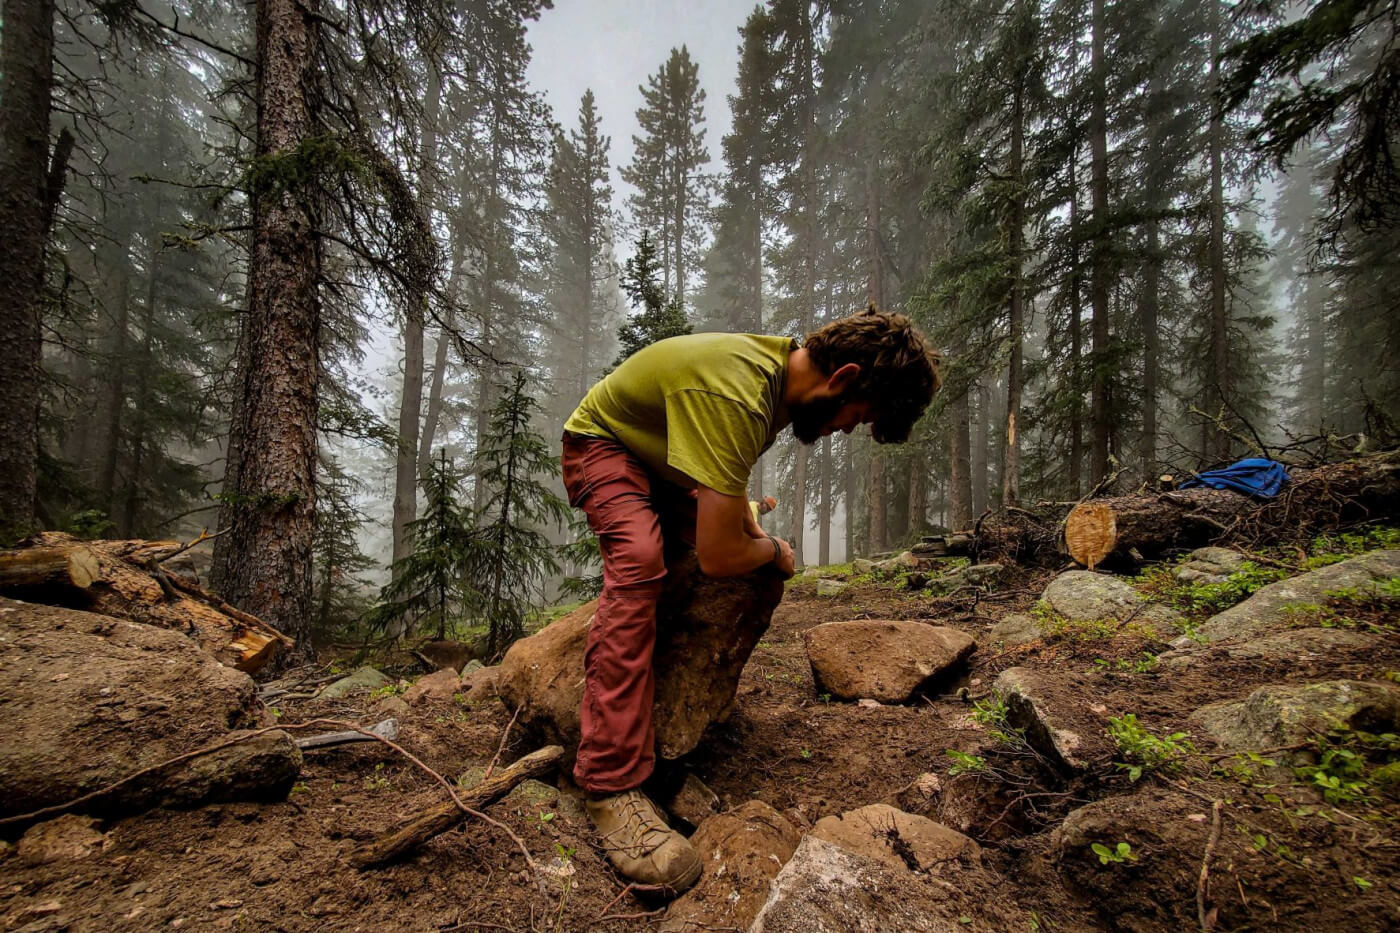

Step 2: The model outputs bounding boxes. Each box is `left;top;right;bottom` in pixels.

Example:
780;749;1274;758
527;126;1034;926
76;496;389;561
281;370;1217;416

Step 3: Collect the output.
0;532;294;672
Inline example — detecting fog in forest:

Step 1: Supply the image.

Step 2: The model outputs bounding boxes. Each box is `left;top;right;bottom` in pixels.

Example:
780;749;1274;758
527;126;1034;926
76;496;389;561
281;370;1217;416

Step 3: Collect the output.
2;0;1396;653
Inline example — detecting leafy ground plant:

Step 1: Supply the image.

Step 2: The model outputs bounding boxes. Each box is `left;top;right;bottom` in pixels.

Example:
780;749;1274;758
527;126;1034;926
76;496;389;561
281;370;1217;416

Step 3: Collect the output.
1109;713;1196;781
1091;842;1137;865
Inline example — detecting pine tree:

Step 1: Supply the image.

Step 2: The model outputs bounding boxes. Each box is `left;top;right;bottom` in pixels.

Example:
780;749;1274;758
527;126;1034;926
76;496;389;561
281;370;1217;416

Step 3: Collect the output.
614;231;692;366
622;46;712;307
470;370;570;658
369;450;478;640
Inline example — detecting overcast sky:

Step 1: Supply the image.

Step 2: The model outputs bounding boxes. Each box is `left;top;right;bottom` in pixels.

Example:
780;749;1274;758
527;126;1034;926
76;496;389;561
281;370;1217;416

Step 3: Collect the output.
524;0;760;227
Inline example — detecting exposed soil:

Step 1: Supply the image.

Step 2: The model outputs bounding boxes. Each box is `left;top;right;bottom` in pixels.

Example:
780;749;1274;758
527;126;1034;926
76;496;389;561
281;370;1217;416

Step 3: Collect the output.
3;561;1399;931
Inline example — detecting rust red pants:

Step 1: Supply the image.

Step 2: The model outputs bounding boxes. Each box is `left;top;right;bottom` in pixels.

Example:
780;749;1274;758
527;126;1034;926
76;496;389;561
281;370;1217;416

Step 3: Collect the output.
560;433;696;793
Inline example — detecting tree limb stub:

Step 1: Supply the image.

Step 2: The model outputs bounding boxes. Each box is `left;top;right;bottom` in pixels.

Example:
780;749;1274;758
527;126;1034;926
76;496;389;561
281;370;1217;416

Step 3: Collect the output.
348;744;564;869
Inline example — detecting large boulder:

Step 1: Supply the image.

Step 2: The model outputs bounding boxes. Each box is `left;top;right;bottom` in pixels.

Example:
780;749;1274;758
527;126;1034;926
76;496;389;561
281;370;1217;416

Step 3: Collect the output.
319;666;390;699
810;803;981;873
1193;680;1400;764
1187;550;1400;645
0;598;301;823
1042;570;1185;637
402;668;460;705
1158;627;1377;670
993;667;1115;771
804;621;976;703
750;834;1025;932
660;800;801;933
495;553;784;760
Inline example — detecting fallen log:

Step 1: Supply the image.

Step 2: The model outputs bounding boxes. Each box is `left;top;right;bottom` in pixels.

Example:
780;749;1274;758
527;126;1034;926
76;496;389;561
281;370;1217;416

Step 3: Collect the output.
0;545;100;589
0;532;293;672
348;745;564;868
1060;450;1400;567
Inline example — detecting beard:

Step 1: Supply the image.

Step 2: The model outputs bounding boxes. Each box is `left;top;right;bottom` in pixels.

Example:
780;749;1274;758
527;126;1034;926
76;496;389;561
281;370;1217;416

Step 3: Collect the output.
789;393;848;445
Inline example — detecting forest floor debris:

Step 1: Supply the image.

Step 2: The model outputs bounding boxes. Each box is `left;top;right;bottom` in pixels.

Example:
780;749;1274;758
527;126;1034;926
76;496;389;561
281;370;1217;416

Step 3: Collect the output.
2;528;1399;930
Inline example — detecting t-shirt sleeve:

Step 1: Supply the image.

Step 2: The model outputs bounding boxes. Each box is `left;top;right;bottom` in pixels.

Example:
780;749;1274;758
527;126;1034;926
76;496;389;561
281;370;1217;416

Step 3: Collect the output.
664;389;768;497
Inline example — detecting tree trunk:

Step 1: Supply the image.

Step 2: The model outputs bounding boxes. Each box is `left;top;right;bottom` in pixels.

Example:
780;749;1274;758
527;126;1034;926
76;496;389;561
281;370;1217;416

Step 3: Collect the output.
1068;158;1084;498
972;382;989;515
818;436;831;566
843;438;855;560
98;241;133;515
122;251;160;535
219;0;322;663
0;0;56;538
908;452;927;537
868;451;886;553
1206;0;1231;463
1088;0;1111;485
1003;82;1025;507
949;389;973;529
1141;220;1161;479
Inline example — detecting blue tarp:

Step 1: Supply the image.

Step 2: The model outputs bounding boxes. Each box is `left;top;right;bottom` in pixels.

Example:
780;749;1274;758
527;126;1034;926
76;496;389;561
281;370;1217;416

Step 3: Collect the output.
1179;458;1290;498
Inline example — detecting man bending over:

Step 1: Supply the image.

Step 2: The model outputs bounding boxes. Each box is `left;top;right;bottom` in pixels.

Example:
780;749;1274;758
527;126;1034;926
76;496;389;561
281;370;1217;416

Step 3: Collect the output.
560;307;941;892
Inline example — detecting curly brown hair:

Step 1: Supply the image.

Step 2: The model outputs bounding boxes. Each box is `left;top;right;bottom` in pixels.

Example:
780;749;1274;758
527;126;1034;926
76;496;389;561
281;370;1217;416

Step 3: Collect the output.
803;305;942;443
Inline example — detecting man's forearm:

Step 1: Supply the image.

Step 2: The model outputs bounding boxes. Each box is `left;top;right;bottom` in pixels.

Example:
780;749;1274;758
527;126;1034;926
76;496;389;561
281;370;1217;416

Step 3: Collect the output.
698;533;777;577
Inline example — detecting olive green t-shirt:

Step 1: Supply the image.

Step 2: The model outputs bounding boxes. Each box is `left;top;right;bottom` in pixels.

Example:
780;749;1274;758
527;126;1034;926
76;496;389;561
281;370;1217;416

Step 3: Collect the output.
563;333;796;496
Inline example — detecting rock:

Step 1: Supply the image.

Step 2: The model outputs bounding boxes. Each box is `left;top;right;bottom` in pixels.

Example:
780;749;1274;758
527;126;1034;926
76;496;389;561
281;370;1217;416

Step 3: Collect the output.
1158;627;1376;670
928;563;1006;594
459;665;499;705
810;803;981;873
659;801;801;933
16;816;108;866
0;597;301;823
816;578;848;597
988;613;1042;646
1193;680;1400;764
372;695;411;717
496;553;784;761
1187;550;1400;645
503;779;559;810
402;668;460;705
319;666;391;699
874;550;921;574
887;773;942;816
1173;546;1248;584
750;834;1023;932
857;698;884;708
804;621;976;703
461;659;484;676
657;771;721;831
416;638;485;672
992;667;1114;770
852;558;877;575
1042;570;1184;637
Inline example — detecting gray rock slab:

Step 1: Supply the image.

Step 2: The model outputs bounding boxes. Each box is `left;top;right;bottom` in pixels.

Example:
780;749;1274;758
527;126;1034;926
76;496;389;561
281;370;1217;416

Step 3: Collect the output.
319;666;391;699
1042;570;1184;637
993;667;1115;770
1173;546;1248;584
816;578;848;597
988;613;1042;646
1193;680;1400;762
1188;550;1400;645
1158;627;1377;670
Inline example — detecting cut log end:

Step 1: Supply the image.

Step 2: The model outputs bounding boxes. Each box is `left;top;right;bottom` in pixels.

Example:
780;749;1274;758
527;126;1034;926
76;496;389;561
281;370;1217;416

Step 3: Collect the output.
1065;502;1117;570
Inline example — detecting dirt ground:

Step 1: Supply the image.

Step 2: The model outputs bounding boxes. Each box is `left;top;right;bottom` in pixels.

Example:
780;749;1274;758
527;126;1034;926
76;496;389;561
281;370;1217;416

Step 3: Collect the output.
3;563;1399;932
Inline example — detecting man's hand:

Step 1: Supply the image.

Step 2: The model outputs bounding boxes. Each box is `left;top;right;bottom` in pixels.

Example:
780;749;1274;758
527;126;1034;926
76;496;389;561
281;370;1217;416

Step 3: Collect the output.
769;535;795;579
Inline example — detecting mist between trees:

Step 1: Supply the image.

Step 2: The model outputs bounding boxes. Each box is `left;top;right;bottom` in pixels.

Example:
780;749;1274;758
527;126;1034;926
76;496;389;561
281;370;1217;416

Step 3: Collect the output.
0;0;1394;661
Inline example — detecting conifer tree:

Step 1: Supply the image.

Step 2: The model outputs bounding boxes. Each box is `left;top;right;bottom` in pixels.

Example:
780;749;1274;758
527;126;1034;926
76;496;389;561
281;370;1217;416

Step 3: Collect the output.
622;46;712;306
614;231;693;366
470;370;570;657
368;450;478;640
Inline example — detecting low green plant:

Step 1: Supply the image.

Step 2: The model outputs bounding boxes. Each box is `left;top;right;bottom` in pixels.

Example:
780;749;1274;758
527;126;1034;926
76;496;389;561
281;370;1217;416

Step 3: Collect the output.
1032;601;1119;641
1293;728;1400;804
946;749;988;776
368;682;405;701
1091;841;1136;865
1108;713;1196;781
1092;653;1159;674
1309;526;1400;559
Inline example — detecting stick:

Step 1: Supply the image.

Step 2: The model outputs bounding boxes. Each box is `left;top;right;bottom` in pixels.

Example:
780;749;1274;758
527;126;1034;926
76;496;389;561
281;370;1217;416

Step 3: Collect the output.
348;745;564;869
295;718;400;750
163;572;296;646
483;706;522;782
1197;799;1223;932
153;527;229;564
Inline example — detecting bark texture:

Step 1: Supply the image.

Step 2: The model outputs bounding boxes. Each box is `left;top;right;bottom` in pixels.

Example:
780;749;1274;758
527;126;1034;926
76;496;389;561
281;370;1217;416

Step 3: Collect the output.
0;0;56;537
220;0;322;661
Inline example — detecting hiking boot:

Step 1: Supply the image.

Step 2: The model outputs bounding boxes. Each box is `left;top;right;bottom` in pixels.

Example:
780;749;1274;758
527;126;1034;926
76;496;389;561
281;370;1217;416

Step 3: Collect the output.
585;789;702;892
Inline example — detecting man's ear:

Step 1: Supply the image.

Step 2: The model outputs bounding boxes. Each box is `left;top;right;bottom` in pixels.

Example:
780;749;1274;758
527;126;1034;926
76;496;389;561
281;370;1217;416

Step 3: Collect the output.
828;362;861;393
